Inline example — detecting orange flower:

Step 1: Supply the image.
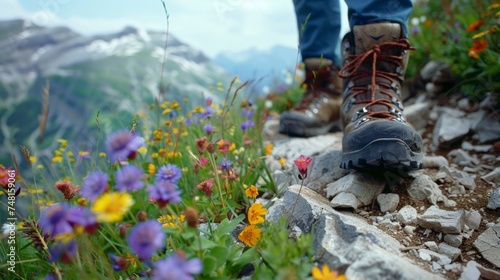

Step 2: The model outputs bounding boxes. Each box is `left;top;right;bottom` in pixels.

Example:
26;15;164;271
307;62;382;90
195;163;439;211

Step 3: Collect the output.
238;225;262;247
466;20;485;32
245;185;259;199
247;203;266;225
468;39;488;59
312;264;346;280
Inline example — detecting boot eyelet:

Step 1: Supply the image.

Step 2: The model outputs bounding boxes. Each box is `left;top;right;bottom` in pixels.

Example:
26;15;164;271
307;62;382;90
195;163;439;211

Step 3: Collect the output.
347;81;354;89
396;67;403;75
354;118;370;129
391;97;404;110
351;107;368;122
344;98;356;113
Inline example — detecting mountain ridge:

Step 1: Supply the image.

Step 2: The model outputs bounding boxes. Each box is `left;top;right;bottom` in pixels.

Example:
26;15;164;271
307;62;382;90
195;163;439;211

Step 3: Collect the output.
0;18;229;167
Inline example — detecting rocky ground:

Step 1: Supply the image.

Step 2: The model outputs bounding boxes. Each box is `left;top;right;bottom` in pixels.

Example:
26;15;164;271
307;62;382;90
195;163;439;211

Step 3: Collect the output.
261;68;499;280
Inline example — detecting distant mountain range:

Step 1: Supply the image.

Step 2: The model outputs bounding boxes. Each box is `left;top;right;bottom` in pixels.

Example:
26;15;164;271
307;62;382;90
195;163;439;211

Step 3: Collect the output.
214;45;300;95
0;19;230;167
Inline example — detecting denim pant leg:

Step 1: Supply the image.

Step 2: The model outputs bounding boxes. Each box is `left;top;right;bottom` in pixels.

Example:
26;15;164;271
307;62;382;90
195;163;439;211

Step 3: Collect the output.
345;0;413;36
293;0;342;66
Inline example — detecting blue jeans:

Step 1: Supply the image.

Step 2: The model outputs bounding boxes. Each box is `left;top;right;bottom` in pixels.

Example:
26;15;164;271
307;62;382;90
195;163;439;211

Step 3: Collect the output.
293;0;413;66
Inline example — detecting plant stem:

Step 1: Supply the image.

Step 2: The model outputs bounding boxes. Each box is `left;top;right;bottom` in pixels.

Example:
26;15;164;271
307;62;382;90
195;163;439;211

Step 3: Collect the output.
287;180;304;229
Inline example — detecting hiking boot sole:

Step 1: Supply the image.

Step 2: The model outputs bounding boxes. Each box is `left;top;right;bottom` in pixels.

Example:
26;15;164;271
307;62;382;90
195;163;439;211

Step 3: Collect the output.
340;138;423;171
279;119;341;138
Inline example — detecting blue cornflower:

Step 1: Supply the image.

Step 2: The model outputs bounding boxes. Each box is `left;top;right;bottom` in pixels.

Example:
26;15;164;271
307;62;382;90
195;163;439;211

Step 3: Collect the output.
201;106;214;119
39;203;73;237
81;171;108;202
106;130;144;162
115;164;144;192
148;181;182;208
220;158;232;172
204;123;213;134
155;164;182;184
152;252;202;280
48;240;77;263
67;206;98;234
127;220;165;260
240;120;255;131
241;108;253;118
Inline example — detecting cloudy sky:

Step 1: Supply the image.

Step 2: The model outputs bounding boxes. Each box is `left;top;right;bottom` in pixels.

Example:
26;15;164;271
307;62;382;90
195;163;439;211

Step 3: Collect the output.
1;0;348;58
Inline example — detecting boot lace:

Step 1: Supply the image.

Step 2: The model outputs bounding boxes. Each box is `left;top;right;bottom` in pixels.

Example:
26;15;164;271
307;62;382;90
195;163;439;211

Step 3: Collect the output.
339;39;414;121
296;67;335;110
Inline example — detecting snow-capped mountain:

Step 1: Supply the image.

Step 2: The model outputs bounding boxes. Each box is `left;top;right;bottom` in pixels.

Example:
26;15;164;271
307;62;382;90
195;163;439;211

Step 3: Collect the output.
0;19;230;165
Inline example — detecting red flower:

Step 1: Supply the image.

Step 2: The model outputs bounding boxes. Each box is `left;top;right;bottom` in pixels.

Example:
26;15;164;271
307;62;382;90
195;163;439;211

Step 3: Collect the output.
55;181;80;200
468;39;488;59
294;155;312;179
466;20;485;32
0;166;16;190
197;178;214;197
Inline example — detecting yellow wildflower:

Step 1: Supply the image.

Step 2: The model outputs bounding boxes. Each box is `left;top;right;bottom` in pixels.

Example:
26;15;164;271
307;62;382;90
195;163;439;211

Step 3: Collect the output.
171;101;179;109
91;192;134;223
312;264;346;280
279;157;286;167
229;143;236;152
67;151;74;157
151;153;159;159
192;106;205;113
78;151;90;157
238;225;262;247
52;156;63;163
57;139;67;147
137;147;147;154
148;163;156;175
37;164;43;169
265;143;273;156
77;197;88;207
247;203;266;225
162;108;172;115
29;156;37;163
245;185;259;199
99;152;106;157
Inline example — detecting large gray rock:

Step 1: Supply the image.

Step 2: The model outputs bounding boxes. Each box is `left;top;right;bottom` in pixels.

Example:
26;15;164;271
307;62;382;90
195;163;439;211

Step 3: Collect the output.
407;174;446;205
465;210;481;230
473;223;500;268
417;206;466;234
330;192;360;209
306;150;350;192
433;113;470;148
440;166;476;190
267;185;443;279
405;102;431;131
487;188;500;210
326;172;386;206
438;242;461;261
482;167;500;185
476;115;500;143
396;205;418;225
272;133;342;163
377;193;400;213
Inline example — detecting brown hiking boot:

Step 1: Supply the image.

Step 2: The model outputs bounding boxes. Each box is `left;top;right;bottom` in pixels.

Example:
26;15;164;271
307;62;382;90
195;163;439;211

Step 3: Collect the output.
279;58;342;137
339;22;423;170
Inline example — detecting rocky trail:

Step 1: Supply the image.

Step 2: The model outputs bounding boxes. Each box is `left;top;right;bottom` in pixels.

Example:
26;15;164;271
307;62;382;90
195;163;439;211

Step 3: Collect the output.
261;67;499;279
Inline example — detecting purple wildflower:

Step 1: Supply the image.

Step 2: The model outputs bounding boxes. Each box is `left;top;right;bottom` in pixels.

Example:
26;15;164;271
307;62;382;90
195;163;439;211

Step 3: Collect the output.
184;117;193;126
204;123;213;134
67;207;98;234
220;158;232;172
109;253;129;271
201;106;214;119
127;220;165;260
239;120;255;131
81;171;108;202
49;240;77;263
39;203;73;237
241;108;253;118
148;181;182;208
115;164;144;192
106;130;144;162
152;253;202;280
411;26;419;35
155;164;182;184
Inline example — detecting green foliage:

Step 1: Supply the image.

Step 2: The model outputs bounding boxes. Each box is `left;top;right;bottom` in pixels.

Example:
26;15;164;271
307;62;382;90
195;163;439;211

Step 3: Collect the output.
409;0;500;100
0;75;320;279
